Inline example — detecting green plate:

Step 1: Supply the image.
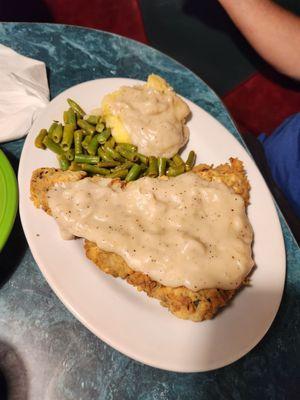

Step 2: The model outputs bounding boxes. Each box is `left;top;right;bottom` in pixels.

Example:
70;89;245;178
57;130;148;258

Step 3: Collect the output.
0;149;18;252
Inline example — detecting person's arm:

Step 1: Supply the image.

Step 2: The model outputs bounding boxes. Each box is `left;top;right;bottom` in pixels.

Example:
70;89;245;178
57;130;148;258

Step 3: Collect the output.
218;0;300;80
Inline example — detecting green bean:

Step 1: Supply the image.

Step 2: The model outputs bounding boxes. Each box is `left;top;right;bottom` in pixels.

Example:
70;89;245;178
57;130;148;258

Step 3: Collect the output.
98;148;113;161
117;143;138;153
125;164;142;182
37;98;195;184
48;122;58;139
77;119;95;135
148;156;158;177
97;129;111;144
95;122;105;133
65;148;75;161
116;146;138;162
109;169;128;179
52;123;63;143
84;115;99;125
114;161;134;171
139;163;148;172
96;161;120;168
69;161;81;171
137;153;149;165
63;111;69;124
105;146;124;161
74;154;100;164
172;154;185;166
79;164;110;175
104;136;116;149
57;154;70;170
74;130;83;155
82;134;93;150
166;164;185;177
158;157;167;176
141;168;149;177
42;136;64;155
167;159;176;168
67;98;86;117
185;150;196;171
87;134;101;156
35;129;48;149
68;107;77;128
61;123;75;151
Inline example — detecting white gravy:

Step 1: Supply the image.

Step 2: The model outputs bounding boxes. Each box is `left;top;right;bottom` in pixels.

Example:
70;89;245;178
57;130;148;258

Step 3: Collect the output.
103;85;190;158
48;173;254;291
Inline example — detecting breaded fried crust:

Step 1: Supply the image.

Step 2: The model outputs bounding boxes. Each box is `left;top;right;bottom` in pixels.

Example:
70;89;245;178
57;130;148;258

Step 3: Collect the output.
84;240;235;321
31;168;87;215
30;158;250;321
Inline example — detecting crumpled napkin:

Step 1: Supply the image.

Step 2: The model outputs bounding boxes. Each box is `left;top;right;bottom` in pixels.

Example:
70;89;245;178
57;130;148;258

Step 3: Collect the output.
0;44;49;143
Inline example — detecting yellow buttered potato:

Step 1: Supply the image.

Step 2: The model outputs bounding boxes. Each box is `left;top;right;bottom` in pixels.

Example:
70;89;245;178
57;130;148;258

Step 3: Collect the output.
101;74;191;157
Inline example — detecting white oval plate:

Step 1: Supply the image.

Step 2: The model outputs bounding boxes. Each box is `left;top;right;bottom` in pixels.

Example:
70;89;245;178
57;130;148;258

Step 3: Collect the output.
19;78;286;372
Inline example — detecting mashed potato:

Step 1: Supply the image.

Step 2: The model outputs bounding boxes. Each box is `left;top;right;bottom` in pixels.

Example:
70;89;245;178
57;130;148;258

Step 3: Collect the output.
101;74;191;157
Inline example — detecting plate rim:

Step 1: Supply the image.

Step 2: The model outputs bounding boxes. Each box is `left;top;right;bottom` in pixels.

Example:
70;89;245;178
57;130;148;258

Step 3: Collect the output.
0;149;18;252
18;77;286;372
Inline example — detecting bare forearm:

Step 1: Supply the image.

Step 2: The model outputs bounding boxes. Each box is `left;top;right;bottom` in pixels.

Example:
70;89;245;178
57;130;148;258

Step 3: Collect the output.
219;0;300;79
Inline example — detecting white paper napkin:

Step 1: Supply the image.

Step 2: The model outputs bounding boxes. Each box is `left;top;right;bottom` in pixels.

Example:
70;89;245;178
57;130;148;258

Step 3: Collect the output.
0;44;49;143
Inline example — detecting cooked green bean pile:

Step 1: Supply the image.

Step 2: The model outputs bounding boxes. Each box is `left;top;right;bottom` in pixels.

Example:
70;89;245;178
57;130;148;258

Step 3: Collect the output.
35;98;197;181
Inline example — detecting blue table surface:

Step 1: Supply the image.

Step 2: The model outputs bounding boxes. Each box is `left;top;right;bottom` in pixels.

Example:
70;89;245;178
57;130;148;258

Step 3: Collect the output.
0;23;299;400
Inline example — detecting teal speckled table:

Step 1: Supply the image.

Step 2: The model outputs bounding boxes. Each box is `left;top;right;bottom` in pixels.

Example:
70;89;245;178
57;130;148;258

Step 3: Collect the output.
0;23;299;400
